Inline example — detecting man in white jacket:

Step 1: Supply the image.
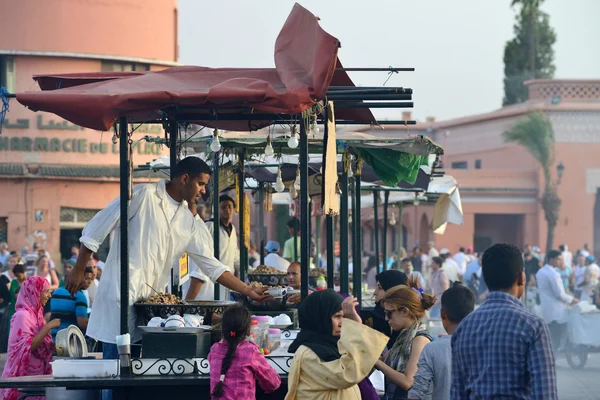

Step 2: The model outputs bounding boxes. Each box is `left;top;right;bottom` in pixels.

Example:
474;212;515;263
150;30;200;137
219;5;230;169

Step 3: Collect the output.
185;194;240;301
65;157;267;359
536;249;579;351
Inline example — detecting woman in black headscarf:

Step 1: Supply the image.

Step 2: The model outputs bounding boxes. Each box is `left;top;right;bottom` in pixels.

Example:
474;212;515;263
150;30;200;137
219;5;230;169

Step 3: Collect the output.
286;290;388;400
360;270;408;348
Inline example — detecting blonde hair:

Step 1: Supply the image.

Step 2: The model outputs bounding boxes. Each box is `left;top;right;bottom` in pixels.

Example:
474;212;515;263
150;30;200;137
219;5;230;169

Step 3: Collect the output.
35;255;49;269
383;275;436;319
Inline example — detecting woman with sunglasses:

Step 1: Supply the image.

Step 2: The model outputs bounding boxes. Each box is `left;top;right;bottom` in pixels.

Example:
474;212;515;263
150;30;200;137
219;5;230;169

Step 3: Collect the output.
375;276;436;400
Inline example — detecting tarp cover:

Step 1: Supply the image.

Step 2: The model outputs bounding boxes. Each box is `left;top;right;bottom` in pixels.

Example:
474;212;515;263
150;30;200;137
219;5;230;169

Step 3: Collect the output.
17;3;374;131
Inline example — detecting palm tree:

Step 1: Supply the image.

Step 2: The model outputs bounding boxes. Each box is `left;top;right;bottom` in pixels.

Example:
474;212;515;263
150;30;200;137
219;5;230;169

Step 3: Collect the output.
503;112;560;252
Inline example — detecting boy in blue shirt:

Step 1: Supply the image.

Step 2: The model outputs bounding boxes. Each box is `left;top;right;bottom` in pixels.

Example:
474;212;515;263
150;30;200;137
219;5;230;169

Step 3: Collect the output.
50;267;94;340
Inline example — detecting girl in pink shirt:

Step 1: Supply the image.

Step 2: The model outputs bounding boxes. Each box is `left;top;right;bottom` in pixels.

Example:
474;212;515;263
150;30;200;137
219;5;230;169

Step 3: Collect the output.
209;305;281;399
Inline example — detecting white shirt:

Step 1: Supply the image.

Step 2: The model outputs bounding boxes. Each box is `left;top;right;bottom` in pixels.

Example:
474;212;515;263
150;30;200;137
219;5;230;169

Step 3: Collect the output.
205;221;240;301
81;179;229;344
574;265;587;290
441;259;459;282
182;258;215;301
263;253;290;272
562;251;573;268
452;252;468;276
536;264;574;324
87;279;99;307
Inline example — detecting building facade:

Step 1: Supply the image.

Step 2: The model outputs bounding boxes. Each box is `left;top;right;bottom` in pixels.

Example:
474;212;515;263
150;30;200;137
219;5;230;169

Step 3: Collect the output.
0;0;177;262
369;79;600;259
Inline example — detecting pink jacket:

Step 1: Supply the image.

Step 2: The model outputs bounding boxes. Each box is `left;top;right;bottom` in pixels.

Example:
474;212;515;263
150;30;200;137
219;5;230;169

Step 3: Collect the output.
208;340;281;399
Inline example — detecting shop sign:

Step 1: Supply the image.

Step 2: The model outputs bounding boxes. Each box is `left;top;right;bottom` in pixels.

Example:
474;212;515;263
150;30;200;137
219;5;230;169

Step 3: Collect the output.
2;116;163;134
0;136;162;155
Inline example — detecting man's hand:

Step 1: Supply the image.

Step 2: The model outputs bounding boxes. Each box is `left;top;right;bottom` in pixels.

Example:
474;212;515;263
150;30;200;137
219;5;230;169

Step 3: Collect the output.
342;296;362;323
65;266;84;295
286;290;313;304
247;286;274;303
570;298;580;306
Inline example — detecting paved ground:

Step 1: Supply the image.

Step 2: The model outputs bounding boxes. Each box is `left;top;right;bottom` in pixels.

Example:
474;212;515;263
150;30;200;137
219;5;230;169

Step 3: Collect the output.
557;352;600;399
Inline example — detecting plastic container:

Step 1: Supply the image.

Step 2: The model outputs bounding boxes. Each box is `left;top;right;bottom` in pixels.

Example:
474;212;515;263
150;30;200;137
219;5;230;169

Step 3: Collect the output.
51;359;118;378
252;315;270;349
248;320;262;347
268;328;281;350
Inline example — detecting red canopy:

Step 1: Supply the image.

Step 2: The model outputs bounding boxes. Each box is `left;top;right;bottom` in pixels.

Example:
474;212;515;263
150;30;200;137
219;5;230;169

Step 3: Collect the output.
17;3;375;131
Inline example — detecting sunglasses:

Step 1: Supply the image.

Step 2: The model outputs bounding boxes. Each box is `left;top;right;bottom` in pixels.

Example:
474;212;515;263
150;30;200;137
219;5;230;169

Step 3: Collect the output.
385;307;407;319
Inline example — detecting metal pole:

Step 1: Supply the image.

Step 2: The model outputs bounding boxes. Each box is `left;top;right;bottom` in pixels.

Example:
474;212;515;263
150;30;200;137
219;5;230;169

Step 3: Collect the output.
258;183;265;266
213;151;220;300
398;203;404;259
326;214;334;289
238;151;247;283
335;67;415;72
119;117;129;335
293;226;298;263
340;169;349;295
354;173;362;306
373;191;380;273
383;191;389;271
308;203;312;266
315;214;321;266
350;182;356;296
169;122;179;296
299;117;309;301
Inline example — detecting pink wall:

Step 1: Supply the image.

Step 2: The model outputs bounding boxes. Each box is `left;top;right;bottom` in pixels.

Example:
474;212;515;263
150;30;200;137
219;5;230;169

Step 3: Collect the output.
1;56;169;166
0;178;144;265
0;0;178;62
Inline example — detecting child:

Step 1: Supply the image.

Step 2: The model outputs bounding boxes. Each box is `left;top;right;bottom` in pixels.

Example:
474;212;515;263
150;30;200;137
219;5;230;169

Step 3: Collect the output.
208;305;281;399
408;282;475;400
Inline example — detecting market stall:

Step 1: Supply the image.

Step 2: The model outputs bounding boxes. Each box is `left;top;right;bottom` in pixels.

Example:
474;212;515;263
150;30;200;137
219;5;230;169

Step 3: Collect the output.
0;3;440;398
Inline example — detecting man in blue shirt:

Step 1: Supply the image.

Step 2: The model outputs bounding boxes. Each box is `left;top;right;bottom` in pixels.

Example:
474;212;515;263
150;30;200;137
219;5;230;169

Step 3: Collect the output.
50;267;94;340
451;243;557;400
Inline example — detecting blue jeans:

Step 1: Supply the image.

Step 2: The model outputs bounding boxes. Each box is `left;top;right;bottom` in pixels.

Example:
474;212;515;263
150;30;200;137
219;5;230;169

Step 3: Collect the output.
102;342;118;400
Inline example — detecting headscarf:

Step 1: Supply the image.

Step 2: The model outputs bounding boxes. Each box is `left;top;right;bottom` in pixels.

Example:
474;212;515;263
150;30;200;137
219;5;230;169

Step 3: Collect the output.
376;270;408;291
363;270;408;339
1;277;53;400
288;290;343;361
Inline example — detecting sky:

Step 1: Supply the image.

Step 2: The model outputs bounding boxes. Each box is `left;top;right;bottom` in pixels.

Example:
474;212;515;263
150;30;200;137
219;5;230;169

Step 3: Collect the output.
178;0;600;122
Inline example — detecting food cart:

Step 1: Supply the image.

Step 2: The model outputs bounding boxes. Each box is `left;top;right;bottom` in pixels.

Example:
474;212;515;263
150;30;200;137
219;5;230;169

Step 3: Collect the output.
0;3;447;398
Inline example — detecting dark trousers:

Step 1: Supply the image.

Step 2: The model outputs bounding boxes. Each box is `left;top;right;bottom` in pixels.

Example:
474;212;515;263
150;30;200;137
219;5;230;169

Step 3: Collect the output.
548;321;567;350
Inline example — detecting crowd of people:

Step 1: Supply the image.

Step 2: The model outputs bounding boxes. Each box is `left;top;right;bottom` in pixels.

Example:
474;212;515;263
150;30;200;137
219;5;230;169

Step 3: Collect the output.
0;241;104;355
0;156;586;400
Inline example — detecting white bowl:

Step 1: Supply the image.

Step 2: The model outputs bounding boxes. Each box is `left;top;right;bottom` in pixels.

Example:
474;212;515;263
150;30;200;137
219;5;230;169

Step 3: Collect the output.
267;288;288;298
183;314;204;327
147;317;165;327
164;315;185;327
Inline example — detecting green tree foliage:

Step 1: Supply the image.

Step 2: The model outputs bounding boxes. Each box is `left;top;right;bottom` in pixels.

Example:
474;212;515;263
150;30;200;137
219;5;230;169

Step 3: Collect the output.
503;0;557;105
504;112;560;251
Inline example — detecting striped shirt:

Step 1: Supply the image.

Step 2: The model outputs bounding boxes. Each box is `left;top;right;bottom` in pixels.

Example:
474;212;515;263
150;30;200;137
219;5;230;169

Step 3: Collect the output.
451;291;557;400
49;287;88;340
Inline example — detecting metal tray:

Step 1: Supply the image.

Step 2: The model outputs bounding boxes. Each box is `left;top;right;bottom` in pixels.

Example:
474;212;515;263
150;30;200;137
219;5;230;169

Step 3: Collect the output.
248;273;288;287
134;301;237;325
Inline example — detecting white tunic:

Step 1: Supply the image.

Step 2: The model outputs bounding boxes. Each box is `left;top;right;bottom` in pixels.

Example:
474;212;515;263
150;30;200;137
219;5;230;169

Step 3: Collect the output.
536;264;574;324
205;221;239;301
81;180;229;344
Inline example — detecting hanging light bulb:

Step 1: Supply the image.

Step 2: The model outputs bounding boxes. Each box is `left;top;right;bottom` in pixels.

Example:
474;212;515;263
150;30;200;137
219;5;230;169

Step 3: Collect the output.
288;126;299;149
210;128;221;152
265;136;274;157
413;193;420;206
389;211;397;226
310;115;319;136
274;168;285;193
294;169;301;191
290;184;298;199
112;132;118;144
